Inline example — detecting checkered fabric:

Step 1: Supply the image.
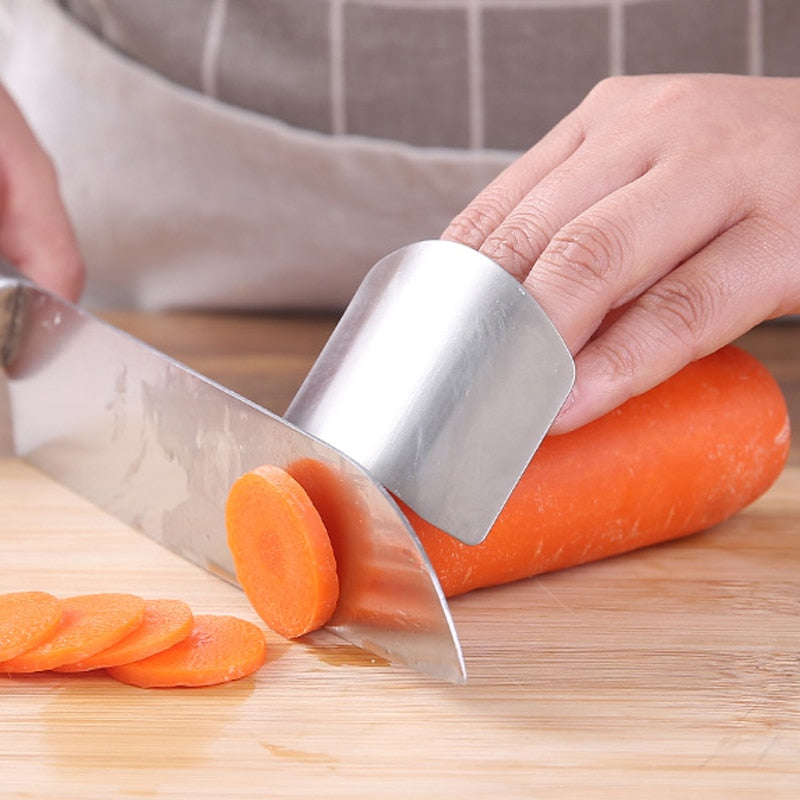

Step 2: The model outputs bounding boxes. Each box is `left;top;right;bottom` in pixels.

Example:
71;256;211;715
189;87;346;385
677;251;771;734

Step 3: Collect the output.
61;0;800;151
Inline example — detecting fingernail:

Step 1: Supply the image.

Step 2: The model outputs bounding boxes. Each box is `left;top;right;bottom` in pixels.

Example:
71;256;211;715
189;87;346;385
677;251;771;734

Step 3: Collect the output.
550;389;576;434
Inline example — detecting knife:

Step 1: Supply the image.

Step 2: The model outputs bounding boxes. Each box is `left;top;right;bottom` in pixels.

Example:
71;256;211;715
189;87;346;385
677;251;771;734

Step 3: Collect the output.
0;241;573;684
0;259;466;683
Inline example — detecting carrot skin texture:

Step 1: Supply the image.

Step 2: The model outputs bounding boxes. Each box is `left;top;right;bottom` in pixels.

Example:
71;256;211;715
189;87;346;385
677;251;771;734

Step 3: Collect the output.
0;591;63;661
408;345;791;598
106;614;266;688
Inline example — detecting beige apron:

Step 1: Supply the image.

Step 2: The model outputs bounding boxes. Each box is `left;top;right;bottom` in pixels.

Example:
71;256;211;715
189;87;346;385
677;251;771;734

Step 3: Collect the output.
0;0;513;310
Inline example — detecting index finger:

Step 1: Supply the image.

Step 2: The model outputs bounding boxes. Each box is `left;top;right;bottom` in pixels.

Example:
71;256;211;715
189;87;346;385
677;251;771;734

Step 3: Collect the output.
441;111;586;268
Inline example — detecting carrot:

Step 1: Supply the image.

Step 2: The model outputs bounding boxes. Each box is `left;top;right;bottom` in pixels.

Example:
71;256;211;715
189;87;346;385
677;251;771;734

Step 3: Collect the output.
55;599;194;672
225;346;788;633
225;464;339;639
0;593;145;673
407;345;791;597
106;614;266;688
0;591;63;662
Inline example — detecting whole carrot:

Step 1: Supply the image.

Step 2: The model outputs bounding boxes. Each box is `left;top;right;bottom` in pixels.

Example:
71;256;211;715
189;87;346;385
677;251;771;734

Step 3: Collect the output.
408;345;790;597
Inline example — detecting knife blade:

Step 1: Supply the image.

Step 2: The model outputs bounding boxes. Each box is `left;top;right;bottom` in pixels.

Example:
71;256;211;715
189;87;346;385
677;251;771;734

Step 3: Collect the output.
0;261;466;683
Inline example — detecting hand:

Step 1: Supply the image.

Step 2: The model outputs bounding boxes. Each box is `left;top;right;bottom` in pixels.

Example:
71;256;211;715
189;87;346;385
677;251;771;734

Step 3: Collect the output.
442;74;800;433
0;83;84;301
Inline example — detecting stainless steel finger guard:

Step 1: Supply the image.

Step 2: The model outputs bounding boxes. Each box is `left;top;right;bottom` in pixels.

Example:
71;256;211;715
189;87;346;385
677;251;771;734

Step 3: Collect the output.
286;240;575;545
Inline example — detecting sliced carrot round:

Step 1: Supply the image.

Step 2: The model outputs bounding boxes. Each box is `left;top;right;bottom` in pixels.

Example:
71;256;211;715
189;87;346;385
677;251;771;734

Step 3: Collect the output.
55;599;194;672
107;614;266;688
0;591;63;662
225;464;339;638
0;593;145;673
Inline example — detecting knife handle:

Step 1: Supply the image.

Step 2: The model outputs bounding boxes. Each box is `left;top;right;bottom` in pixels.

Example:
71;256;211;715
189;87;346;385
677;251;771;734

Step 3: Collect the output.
0;258;27;290
0;259;26;366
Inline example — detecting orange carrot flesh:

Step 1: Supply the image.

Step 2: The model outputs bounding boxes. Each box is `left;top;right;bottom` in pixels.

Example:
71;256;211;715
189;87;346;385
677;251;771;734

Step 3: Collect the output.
0;591;63;662
0;593;145;673
106;614;266;688
225;464;339;639
54;599;194;673
407;345;791;597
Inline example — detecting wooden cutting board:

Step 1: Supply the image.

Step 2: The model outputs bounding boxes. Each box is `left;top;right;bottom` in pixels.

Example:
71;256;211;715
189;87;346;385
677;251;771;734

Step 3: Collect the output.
2;456;799;799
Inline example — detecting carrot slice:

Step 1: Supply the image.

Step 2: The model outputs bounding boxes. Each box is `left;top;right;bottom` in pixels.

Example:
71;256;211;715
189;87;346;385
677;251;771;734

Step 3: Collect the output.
0;591;63;662
225;464;339;639
106;614;266;688
0;593;145;673
55;599;194;672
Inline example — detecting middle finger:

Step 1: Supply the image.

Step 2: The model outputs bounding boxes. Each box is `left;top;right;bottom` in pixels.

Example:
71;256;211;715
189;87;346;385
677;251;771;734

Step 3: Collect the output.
520;157;748;352
478;131;654;280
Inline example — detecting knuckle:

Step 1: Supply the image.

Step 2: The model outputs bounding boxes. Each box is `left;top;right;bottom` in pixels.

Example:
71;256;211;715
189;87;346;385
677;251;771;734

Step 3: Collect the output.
442;205;495;250
587;271;728;400
584;75;629;105
588;75;623;97
482;208;557;280
640;273;727;358
482;220;542;281
540;214;632;297
443;184;511;248
592;337;645;384
642;75;699;115
586;74;697;115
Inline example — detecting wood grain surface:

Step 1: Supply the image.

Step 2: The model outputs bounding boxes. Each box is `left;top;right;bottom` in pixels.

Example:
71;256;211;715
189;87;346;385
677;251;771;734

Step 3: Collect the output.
1;313;798;799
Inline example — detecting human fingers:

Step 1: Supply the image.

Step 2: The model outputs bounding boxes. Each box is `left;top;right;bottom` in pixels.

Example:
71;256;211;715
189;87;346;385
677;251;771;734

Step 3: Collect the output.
0;153;86;302
464;126;655;282
442;76;658;278
0;86;85;301
519;154;747;353
441;112;585;256
549;214;800;434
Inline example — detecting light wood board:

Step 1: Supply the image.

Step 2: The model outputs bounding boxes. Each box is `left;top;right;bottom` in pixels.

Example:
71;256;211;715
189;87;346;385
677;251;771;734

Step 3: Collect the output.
2;457;799;799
